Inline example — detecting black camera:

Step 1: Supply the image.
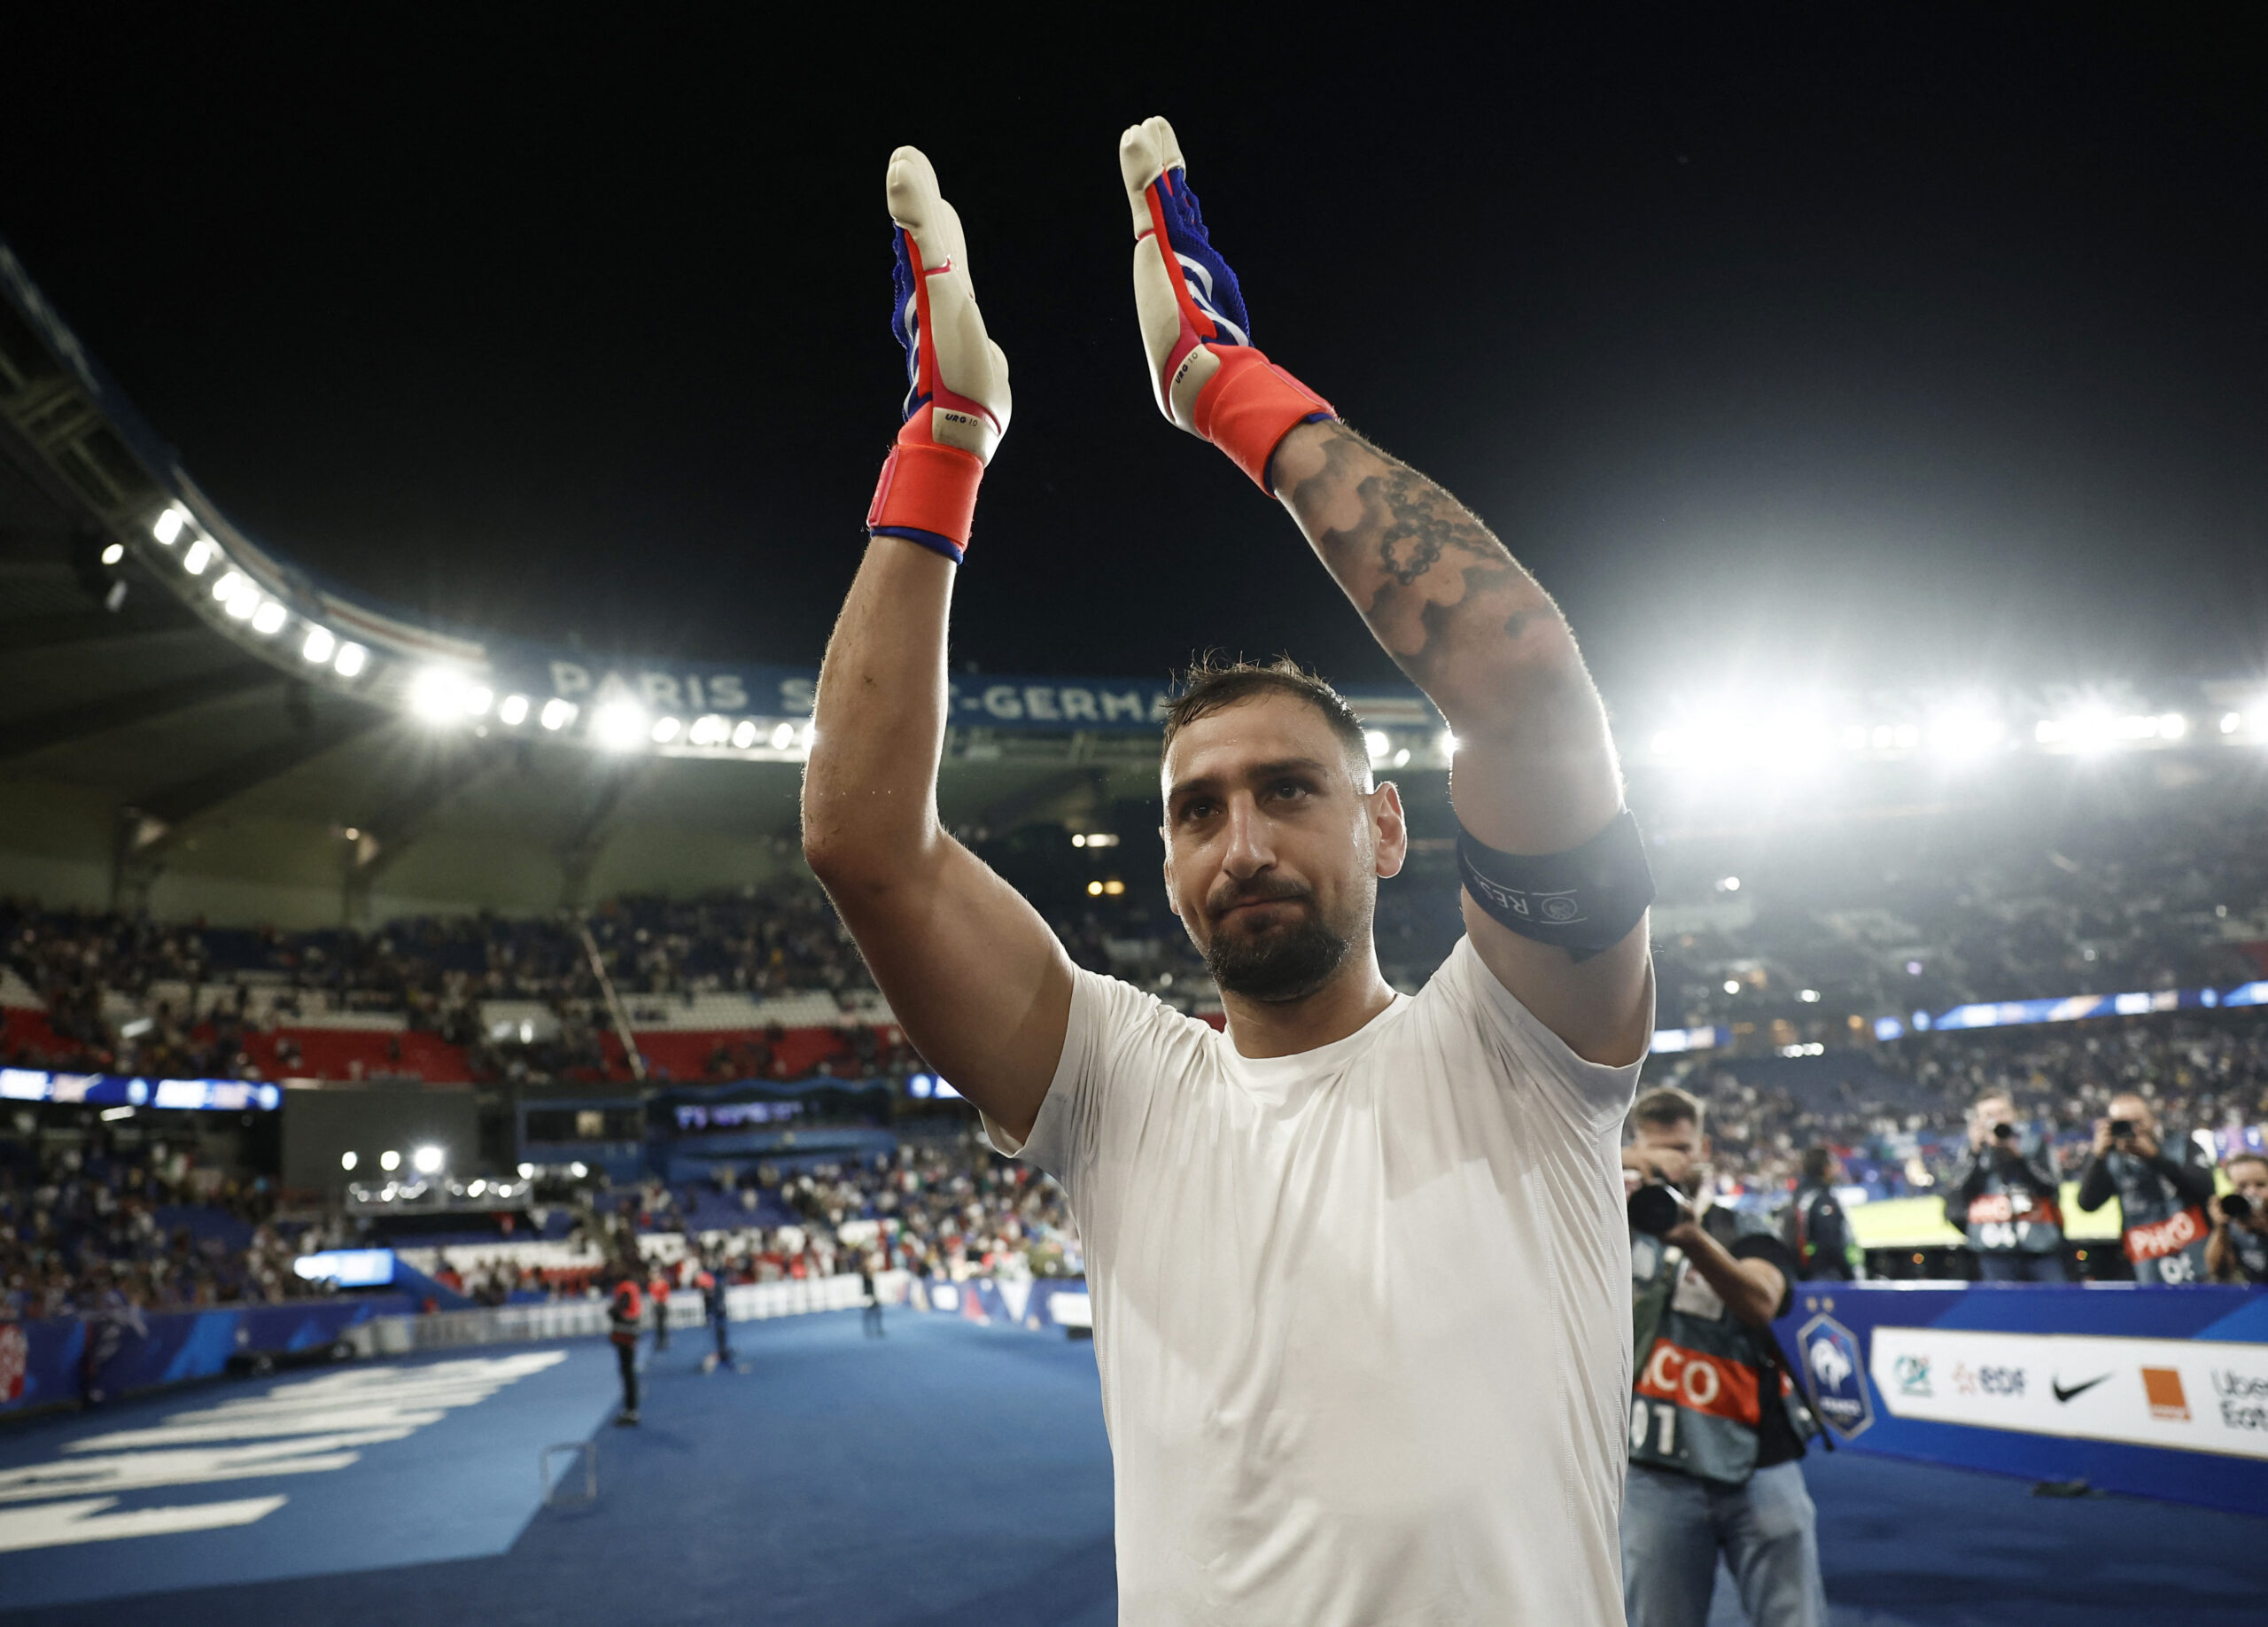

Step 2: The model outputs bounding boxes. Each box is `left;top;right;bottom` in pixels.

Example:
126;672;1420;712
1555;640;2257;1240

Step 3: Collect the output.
1992;1123;2016;1142
2224;1193;2255;1224
2109;1119;2137;1140
1627;1177;1693;1237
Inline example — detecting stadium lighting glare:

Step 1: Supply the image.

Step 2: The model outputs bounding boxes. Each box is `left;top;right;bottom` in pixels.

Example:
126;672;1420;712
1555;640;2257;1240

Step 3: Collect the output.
379;1149;401;1172
100;1104;136;1121
688;713;730;745
333;642;368;678
1088;880;1104;896
340;1151;357;1171
1798;988;1822;1002
1072;833;1086;847
1440;730;1458;759
1928;710;2003;758
412;1145;444;1174
592;699;648;750
1722;979;1741;995
301;626;336;664
1392;747;1410;767
1104;879;1126;895
212;570;245;603
1891;723;1920;750
183;538;214;574
799;720;816;749
769;721;795;750
730;720;757;749
2223;712;2245;735
2156;712;2187;740
1716;876;1741;891
498;694;530;726
570;1161;588;1179
151;505;187;545
99;541;125;565
467;1179;486;1198
250;600;287;635
651;715;683;743
1363;728;1391;764
409;667;470;721
517;1162;535;1179
223;581;261;620
465;686;493;717
1870;725;1895;750
1840;726;1867;751
540;697;577;730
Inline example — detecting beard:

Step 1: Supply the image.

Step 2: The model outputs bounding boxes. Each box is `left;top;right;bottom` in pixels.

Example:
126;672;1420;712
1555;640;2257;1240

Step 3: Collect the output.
1196;879;1364;1004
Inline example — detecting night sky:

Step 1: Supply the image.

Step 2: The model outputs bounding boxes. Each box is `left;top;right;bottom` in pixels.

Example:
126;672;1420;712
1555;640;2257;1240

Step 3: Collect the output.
5;10;2264;707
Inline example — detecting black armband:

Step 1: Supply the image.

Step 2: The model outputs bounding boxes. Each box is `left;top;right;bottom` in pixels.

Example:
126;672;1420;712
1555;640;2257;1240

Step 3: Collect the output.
1455;806;1655;962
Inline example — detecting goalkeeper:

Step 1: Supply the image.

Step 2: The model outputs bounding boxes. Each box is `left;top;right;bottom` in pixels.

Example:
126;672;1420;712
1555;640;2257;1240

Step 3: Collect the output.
804;121;1654;1624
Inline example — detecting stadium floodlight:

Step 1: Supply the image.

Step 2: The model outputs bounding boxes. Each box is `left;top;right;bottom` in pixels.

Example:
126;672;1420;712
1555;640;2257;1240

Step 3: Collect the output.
769;721;795;750
651;715;683;743
1088;881;1105;896
1722;979;1740;995
466;1179;486;1198
2156;712;2187;740
1440;730;1458;759
465;686;493;717
799;720;816;749
1839;726;1867;751
412;1144;444;1174
151;504;187;545
540;697;577;730
1798;988;1821;1002
379;1149;401;1172
498;694;529;726
1870;725;1895;750
1892;723;1920;750
688;713;730;745
99;541;125;565
1363;728;1391;764
570;1161;588;1179
1717;876;1741;891
340;1151;357;1171
730;720;758;749
183;538;214;574
212;569;245;603
302;626;337;664
517;1162;535;1178
223;580;261;620
2224;712;2245;735
592;699;648;750
333;642;368;678
409;667;469;721
1392;747;1410;767
251;600;287;635
1928;709;2002;759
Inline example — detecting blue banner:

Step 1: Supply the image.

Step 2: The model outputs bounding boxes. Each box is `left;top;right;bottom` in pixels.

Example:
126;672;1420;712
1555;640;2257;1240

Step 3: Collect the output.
1778;1282;2268;1516
1;1297;412;1418
0;1070;279;1111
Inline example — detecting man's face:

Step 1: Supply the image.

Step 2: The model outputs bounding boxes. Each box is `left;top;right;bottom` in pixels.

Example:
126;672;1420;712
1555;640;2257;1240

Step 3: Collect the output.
2232;1159;2268;1215
2109;1094;2156;1135
1974;1095;2015;1132
1631;1117;1708;1193
1160;691;1406;1003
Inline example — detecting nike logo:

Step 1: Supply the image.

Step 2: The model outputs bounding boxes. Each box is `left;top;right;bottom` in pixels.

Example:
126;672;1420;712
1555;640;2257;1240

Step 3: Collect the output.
2053;1374;2111;1404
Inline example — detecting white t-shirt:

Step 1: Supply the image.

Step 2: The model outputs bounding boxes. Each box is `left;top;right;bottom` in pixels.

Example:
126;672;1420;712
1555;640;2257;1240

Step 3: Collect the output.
988;935;1641;1626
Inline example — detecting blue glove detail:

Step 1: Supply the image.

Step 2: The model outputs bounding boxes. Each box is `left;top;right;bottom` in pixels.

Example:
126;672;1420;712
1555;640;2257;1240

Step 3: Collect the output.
889;226;926;422
1155;168;1252;348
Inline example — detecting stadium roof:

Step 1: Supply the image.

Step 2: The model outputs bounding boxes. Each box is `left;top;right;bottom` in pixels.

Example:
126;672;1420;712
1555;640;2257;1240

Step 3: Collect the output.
4;234;2263;930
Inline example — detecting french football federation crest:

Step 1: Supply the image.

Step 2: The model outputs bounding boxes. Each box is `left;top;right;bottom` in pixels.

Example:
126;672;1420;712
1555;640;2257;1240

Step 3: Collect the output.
1798;1312;1874;1440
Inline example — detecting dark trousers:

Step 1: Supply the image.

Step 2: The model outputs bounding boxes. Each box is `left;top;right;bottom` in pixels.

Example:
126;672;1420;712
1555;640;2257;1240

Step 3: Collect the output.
863;1300;885;1336
711;1312;732;1362
614;1338;639;1413
652;1303;670;1350
1978;1251;2069;1282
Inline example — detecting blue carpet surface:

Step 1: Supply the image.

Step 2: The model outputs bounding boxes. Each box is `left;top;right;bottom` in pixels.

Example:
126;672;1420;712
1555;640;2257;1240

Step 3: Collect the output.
1;1308;2261;1625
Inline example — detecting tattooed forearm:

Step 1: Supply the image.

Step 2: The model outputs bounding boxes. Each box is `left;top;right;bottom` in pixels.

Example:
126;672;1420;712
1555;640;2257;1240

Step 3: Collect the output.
1275;422;1568;708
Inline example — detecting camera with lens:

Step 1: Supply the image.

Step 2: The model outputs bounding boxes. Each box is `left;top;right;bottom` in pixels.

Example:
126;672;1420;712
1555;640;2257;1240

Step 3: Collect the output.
1627;1175;1694;1237
2224;1193;2255;1225
2109;1118;2137;1140
1991;1122;2016;1142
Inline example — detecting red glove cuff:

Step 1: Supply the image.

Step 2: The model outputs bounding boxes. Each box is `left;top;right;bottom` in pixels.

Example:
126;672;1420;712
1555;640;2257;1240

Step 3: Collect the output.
1190;346;1335;493
866;431;984;559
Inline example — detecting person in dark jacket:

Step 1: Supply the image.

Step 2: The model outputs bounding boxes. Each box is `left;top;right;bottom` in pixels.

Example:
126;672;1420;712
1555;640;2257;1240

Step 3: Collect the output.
2207;1153;2268;1285
1785;1148;1863;1281
1945;1090;2068;1282
607;1260;644;1424
2076;1093;2218;1283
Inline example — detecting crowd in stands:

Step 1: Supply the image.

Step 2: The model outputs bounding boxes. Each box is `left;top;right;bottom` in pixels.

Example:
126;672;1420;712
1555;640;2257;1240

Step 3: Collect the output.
0;1128;320;1322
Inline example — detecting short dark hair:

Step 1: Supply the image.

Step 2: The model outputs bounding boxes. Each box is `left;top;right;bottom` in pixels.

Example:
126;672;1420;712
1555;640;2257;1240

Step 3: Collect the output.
1801;1146;1834;1184
2228;1152;2268;1179
1160;654;1371;781
1632;1086;1704;1133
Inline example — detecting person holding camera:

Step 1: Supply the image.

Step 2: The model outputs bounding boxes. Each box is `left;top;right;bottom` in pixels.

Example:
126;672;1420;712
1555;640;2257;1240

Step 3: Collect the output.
2206;1153;2268;1285
1944;1090;2068;1282
1621;1087;1825;1627
2075;1092;2218;1283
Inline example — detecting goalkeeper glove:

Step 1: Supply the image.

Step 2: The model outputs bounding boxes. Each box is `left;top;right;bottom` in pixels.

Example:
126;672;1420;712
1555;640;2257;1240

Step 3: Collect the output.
867;146;1011;563
1119;115;1333;493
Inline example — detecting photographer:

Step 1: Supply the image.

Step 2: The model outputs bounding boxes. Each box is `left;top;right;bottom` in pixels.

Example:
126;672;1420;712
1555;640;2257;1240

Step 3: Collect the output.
2075;1093;2218;1283
2206;1153;2268;1285
1621;1087;1825;1627
1944;1090;2068;1282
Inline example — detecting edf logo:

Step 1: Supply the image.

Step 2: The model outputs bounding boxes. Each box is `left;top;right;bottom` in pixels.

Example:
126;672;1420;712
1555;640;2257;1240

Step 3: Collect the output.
1798;1312;1874;1440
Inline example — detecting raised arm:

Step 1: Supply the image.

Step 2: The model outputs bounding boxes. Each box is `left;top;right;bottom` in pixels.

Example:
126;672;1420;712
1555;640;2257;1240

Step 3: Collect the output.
801;149;1072;1144
1117;117;1651;1064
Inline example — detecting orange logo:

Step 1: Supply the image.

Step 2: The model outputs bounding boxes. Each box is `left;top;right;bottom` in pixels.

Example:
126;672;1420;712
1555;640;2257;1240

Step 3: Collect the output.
2141;1366;2190;1422
1637;1338;1762;1426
